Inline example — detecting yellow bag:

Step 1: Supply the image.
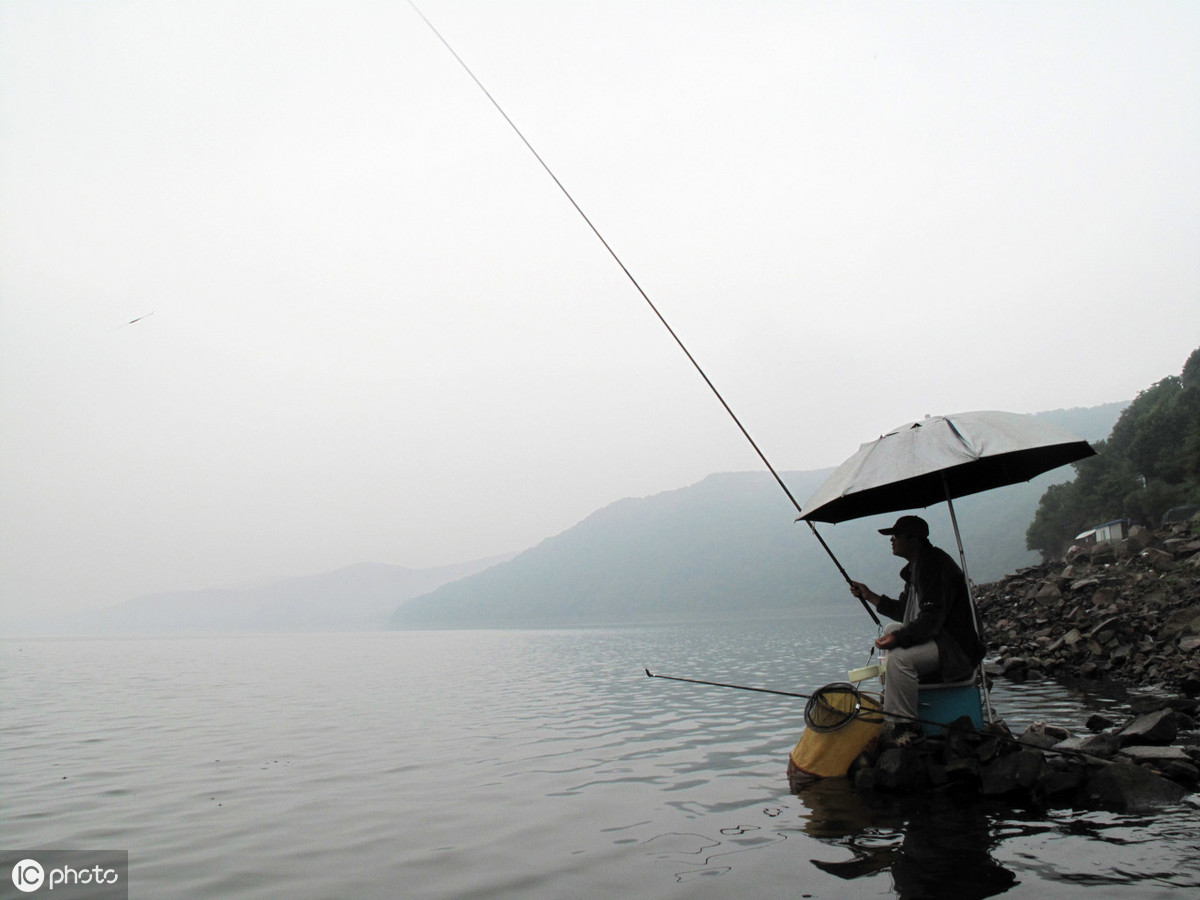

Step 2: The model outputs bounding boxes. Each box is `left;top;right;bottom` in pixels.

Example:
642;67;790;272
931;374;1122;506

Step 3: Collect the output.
788;685;884;781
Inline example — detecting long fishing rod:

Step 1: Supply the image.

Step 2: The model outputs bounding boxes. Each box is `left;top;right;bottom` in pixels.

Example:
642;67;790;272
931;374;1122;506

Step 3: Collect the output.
408;2;877;625
645;670;1112;766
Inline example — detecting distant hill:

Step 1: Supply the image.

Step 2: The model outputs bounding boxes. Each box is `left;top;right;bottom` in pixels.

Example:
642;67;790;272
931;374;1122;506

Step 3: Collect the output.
391;404;1127;629
78;557;513;634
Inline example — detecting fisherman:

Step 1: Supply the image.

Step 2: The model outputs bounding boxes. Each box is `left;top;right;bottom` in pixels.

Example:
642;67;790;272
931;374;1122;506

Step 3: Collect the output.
849;515;985;747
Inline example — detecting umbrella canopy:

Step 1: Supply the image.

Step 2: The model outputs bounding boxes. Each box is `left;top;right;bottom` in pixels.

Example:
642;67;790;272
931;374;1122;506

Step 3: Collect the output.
800;410;1096;524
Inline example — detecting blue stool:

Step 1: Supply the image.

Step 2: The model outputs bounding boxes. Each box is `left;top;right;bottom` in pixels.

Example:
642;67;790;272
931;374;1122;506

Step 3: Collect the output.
916;678;983;736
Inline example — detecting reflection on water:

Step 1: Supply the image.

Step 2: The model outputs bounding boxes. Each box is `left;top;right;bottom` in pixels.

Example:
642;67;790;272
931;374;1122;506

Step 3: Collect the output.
796;779;1019;898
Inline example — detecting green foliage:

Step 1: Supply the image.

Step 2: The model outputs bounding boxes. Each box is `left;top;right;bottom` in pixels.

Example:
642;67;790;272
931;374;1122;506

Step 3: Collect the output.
1026;346;1200;558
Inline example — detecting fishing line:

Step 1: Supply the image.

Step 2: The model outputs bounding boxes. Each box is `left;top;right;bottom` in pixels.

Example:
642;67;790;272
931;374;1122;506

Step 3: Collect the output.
407;2;876;619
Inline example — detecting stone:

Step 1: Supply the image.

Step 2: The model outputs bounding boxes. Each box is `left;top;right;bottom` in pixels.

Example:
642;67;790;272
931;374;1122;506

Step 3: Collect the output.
944;756;981;784
1118;745;1193;762
1084;762;1187;810
1019;731;1060;750
1126;526;1154;552
1086;714;1117;732
1141;548;1177;572
1088;615;1122;640
874;748;929;792
1119;709;1178;746
1075;732;1122;760
1162;760;1200;786
1161;605;1200;642
1035;582;1062;603
980;749;1046;796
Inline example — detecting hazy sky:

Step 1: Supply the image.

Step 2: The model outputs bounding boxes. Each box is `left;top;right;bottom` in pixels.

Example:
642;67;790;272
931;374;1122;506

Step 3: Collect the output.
2;1;1198;624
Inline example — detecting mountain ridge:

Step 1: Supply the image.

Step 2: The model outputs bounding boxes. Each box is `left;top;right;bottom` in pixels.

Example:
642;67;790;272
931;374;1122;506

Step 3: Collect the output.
391;403;1127;628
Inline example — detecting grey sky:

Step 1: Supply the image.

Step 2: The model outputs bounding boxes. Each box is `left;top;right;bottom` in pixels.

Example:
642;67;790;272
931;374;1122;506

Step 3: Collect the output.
2;1;1197;625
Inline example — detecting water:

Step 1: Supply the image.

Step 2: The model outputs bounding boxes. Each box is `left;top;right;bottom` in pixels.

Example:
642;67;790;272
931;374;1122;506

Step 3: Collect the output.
3;616;1198;899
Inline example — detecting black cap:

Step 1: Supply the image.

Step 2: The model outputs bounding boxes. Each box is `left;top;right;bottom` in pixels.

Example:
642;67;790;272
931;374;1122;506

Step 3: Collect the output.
879;515;929;538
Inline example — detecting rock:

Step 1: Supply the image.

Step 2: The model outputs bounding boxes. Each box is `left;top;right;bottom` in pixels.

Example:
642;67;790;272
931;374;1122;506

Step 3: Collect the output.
1075;732;1122;760
874;748;929;792
1019;721;1070;749
1117;745;1193;762
1162;605;1200;642
1087;615;1122;641
1141;548;1177;572
1039;763;1087;799
1035;582;1062;603
1086;714;1117;732
1162;760;1200;786
944;756;982;784
1126;526;1154;552
1084;762;1187;810
1119;709;1178;746
1001;657;1029;681
980;749;1046;796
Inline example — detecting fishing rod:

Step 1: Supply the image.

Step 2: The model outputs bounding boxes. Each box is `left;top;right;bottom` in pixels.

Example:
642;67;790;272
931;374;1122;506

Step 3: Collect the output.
645;669;1114;766
408;2;878;625
646;668;814;701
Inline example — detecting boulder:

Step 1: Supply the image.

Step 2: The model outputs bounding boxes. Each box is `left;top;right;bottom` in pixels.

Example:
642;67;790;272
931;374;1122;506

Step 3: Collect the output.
1141;548;1177;572
1125;526;1154;552
1084;762;1187;811
1117;745;1193;763
980;749;1047;797
1118;708;1178;746
873;748;929;792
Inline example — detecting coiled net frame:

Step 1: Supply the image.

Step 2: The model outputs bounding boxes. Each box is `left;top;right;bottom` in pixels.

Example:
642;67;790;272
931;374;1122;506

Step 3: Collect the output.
803;682;885;733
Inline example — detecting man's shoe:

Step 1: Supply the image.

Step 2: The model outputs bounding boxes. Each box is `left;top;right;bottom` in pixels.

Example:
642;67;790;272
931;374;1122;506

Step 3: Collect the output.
882;724;926;749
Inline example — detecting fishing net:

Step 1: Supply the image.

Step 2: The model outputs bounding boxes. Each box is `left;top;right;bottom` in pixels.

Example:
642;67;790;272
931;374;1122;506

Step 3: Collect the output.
803;682;884;733
789;683;886;782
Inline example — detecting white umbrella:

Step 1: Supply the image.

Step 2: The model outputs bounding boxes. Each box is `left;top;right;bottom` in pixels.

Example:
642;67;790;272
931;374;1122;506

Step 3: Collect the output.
800;410;1096;527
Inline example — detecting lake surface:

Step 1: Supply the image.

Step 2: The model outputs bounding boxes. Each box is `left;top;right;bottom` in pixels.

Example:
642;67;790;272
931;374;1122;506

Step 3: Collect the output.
3;616;1198;899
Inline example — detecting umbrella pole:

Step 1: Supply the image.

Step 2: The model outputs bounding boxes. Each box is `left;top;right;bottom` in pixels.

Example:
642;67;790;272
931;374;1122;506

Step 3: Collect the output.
942;476;995;724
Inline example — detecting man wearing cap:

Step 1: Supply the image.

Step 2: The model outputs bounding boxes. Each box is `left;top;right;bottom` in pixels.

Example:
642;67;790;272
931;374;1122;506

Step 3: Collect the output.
849;515;985;746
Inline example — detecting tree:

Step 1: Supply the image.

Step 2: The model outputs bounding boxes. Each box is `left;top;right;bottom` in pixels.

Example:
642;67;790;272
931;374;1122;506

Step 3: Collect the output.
1026;345;1200;558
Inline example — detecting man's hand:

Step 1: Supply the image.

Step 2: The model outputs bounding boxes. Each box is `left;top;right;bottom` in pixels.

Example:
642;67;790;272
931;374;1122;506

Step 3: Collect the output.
874;631;899;650
849;581;879;607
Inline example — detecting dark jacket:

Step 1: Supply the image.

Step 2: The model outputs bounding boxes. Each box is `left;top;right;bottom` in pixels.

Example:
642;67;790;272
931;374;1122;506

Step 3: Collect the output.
876;541;986;682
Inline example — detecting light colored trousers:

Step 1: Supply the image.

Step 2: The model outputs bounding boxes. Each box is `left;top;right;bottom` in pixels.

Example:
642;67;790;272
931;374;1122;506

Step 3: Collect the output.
880;623;940;727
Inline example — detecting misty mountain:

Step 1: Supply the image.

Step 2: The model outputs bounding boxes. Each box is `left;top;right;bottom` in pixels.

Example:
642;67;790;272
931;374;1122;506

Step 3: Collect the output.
391;403;1126;628
80;557;513;634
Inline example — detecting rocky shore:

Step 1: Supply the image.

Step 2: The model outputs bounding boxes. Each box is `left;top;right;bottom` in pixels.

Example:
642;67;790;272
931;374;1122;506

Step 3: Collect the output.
977;514;1200;695
803;514;1200;809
